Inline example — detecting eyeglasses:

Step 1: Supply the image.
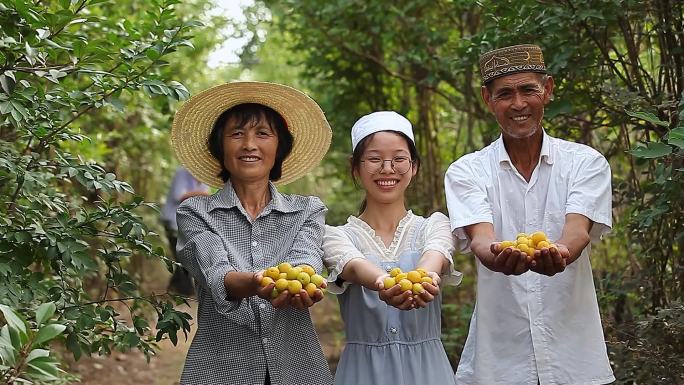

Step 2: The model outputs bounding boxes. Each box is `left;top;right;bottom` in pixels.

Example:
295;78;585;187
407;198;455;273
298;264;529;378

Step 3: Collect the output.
360;156;413;175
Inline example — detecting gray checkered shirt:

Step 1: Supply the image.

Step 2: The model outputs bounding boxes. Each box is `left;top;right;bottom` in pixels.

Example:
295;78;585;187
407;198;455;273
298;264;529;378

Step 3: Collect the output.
176;180;333;385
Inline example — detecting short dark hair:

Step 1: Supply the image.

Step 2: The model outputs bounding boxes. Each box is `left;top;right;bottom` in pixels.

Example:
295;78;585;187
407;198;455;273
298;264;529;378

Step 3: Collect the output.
350;131;420;213
207;103;293;182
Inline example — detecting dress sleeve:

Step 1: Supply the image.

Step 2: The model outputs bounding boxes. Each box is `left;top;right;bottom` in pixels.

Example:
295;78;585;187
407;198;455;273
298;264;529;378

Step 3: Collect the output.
176;201;241;314
566;153;613;242
322;225;365;294
444;158;493;252
285;196;328;274
422;212;463;286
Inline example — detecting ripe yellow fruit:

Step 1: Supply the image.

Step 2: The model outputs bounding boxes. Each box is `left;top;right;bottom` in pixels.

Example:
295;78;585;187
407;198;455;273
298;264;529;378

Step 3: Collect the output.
415;268;428;277
518;244;530;255
383;277;396;289
389;267;402;277
305;282;317;297
286;266;302;280
412;283;424;294
398;279;412;292
530;231;547;246
287;279;303;294
279;272;288;279
395;273;408;282
500;231;551;256
407;270;422;283
298;264;316;276
536;240;550;249
265;267;281;280
297;271;311;286
420;276;433;284
275;278;289;291
500;240;515;249
260;276;274;287
277;262;292;274
310;274;325;288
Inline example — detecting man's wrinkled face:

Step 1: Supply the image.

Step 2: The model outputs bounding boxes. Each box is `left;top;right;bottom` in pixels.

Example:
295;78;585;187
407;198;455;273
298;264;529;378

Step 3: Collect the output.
482;72;554;139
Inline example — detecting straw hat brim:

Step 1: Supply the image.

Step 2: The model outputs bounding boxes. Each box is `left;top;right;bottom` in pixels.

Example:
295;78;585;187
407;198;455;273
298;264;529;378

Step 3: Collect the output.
171;82;332;188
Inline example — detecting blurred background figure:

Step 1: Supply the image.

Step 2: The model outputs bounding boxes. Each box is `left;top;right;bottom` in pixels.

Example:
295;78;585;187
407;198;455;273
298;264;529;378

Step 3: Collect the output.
162;166;210;295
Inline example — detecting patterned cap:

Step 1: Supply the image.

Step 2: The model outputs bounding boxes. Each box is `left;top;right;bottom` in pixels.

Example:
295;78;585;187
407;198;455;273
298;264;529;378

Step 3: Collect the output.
479;44;547;84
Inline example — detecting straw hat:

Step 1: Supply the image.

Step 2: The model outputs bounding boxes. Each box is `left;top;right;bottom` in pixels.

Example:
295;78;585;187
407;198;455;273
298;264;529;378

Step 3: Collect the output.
171;82;332;188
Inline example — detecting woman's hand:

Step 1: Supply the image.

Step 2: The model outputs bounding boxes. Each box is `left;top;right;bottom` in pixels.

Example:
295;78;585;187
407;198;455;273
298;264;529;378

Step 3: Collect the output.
253;271;274;300
412;278;440;308
379;283;414;310
256;272;327;310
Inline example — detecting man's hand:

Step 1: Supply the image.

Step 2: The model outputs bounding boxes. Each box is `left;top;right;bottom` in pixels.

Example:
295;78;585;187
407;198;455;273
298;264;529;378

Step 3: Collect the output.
531;244;570;276
489;242;534;275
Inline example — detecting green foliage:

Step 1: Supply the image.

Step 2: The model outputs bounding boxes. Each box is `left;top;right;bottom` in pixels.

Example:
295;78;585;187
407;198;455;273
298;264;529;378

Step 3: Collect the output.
0;303;65;383
0;0;221;381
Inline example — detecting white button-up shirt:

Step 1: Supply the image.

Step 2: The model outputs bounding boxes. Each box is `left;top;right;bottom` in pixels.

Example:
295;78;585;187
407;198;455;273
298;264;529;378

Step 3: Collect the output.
445;131;615;385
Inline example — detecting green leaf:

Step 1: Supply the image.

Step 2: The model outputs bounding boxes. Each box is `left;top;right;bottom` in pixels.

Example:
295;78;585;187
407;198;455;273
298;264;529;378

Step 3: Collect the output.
0;304;27;335
66;332;81;361
26;348;49;362
630;142;673;159
626;110;670;127
33;323;66;345
35;302;56;326
0;325;18;366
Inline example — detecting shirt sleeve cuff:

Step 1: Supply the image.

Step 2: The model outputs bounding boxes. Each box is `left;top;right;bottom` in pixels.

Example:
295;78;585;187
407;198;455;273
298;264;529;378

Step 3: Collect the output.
209;265;242;314
326;256;364;295
566;206;612;242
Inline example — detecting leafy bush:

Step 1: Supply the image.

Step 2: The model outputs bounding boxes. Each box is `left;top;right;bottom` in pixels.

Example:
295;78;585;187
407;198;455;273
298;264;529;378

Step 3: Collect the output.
0;0;201;381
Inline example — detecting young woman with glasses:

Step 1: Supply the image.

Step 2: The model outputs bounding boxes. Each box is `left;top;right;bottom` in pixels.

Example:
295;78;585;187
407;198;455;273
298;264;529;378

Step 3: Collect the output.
321;111;462;385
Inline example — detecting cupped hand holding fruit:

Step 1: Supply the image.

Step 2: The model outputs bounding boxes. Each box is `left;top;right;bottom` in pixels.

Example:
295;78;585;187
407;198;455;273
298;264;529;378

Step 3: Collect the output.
492;232;570;276
530;242;570;276
255;263;327;309
488;243;533;275
378;267;439;310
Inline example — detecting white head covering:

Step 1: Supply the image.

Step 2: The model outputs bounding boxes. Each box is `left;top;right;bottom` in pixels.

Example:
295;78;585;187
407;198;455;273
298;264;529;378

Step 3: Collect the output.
350;111;415;151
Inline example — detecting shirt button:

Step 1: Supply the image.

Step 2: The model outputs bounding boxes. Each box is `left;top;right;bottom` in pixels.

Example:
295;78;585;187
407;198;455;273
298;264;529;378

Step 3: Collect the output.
251;241;258;247
389;327;398;334
259;303;266;309
533;320;542;326
385;265;392;272
262;337;269;344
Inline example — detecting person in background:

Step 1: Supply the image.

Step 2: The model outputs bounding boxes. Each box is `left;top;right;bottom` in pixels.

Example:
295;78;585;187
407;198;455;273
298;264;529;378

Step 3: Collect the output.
162;166;210;295
445;44;614;385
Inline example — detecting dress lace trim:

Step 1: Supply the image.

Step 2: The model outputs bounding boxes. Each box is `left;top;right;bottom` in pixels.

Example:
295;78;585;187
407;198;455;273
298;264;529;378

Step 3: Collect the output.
346;210;415;257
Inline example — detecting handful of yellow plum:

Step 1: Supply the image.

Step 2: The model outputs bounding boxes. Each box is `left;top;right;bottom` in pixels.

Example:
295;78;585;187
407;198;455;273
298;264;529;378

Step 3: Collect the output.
499;231;556;257
260;262;326;299
383;267;434;294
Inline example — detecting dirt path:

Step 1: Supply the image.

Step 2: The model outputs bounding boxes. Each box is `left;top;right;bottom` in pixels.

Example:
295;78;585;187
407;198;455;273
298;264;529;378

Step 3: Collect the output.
67;296;344;384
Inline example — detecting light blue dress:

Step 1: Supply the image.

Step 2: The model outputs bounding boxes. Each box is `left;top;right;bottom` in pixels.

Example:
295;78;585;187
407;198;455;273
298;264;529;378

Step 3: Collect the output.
332;217;457;385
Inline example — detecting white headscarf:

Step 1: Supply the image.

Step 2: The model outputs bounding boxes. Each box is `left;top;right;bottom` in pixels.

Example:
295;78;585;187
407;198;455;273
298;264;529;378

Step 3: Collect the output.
350;111;415;151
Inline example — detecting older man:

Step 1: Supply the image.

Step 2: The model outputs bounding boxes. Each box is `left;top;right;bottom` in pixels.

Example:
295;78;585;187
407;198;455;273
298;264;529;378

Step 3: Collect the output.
445;44;615;385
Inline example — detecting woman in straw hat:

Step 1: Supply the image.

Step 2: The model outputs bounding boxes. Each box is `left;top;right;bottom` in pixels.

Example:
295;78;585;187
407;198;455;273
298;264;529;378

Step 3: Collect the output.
171;82;333;385
321;111;461;385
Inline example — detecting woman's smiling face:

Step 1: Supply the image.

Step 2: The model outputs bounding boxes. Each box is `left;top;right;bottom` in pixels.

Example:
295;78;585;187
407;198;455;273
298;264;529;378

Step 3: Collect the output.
222;112;279;184
354;131;417;206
